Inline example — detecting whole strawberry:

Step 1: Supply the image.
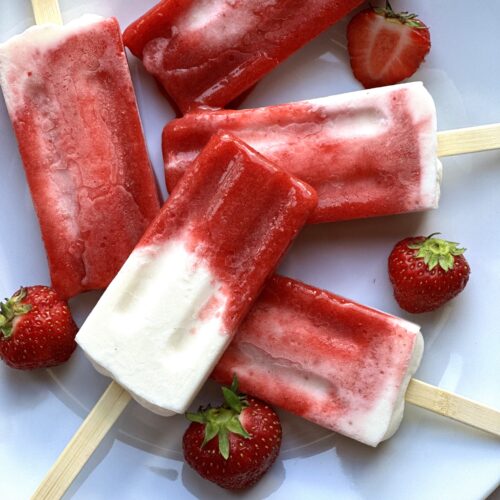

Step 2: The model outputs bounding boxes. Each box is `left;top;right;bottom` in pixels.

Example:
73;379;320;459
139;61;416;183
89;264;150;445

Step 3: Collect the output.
388;234;470;313
183;377;282;490
0;286;78;369
347;1;431;88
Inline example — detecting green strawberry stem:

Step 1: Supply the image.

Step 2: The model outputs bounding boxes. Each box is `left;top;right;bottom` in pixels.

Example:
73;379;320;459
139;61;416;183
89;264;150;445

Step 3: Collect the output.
186;375;250;460
373;1;426;29
0;287;32;339
408;234;466;272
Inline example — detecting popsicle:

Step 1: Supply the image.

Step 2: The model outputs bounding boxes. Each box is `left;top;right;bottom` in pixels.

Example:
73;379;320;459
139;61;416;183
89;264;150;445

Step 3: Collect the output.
36;131;317;498
213;275;500;446
0;15;161;298
213;275;422;446
123;0;363;113
163;82;500;223
76;132;317;416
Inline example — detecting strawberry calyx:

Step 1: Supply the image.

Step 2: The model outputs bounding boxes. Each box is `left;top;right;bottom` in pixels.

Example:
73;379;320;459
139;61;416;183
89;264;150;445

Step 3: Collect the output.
186;375;250;460
373;1;426;29
0;287;32;339
408;234;466;272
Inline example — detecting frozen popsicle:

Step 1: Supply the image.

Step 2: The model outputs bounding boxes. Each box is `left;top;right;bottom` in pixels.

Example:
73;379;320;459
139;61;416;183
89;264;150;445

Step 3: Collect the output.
76;132;317;415
163;82;442;223
0;15;161;298
212;275;423;446
123;0;363;113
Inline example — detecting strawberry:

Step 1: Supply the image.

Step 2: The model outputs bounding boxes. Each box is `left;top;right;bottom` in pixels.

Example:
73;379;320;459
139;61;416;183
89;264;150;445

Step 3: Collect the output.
183;376;282;490
388;234;470;313
347;1;431;88
0;286;78;369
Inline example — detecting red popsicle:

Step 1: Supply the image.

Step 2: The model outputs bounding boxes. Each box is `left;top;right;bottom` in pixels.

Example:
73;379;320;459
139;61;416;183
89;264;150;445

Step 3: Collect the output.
0;16;161;298
123;0;363;113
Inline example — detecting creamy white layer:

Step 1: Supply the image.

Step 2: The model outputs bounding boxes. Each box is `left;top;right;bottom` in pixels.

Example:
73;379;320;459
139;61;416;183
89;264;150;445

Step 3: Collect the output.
0;14;105;110
400;82;443;210
76;239;231;416
355;319;424;446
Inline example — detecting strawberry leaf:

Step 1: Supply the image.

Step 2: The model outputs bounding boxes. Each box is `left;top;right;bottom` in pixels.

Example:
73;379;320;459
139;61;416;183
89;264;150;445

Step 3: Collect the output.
409;235;466;272
202;421;219;448
428;253;439;270
1;301;12;318
230;374;239;393
218;427;230;460
226;415;250;439
439;254;454;272
0;324;13;339
374;2;427;29
185;375;252;460
186;412;206;424
0;287;32;339
222;386;242;413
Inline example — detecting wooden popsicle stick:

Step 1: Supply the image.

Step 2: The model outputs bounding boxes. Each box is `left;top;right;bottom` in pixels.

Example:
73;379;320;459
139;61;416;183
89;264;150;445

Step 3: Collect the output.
437;123;500;157
31;381;131;500
405;378;500;437
31;0;63;25
32;378;500;500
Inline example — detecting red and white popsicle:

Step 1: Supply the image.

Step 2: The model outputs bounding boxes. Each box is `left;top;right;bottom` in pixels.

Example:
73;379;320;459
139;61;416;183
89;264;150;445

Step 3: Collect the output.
123;0;363;113
213;275;500;446
0;14;160;298
163;82;500;223
76;132;317;415
34;132;317;498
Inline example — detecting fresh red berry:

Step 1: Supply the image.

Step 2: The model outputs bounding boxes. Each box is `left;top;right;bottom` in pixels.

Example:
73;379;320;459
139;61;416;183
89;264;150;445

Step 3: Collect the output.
388;234;471;313
347;1;431;88
0;286;78;369
183;377;282;490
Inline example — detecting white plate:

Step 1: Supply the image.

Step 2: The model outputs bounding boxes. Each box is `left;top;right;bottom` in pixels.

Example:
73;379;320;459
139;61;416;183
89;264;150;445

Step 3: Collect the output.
1;1;499;499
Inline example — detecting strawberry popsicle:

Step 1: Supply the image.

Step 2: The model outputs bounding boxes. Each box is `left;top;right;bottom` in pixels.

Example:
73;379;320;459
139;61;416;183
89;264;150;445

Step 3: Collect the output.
0;15;160;298
163;82;442;223
212;275;423;447
76;133;317;415
123;0;363;113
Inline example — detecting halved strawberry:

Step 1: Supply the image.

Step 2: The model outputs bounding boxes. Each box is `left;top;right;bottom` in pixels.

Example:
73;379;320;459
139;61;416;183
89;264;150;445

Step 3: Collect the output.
347;1;431;88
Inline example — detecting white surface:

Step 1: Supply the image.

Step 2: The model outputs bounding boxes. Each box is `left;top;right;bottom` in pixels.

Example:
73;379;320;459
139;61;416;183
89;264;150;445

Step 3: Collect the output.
77;239;230;416
0;1;499;499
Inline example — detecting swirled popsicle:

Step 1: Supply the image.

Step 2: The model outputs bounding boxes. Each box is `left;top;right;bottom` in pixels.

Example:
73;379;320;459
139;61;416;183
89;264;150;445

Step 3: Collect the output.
123;0;363;113
212;275;423;446
76;133;317;415
163;82;442;223
0;15;160;298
